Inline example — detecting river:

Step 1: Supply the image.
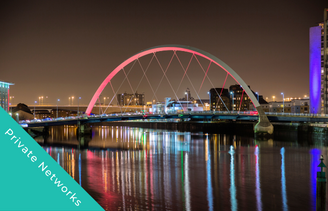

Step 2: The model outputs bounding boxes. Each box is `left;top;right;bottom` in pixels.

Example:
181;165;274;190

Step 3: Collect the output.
34;124;328;211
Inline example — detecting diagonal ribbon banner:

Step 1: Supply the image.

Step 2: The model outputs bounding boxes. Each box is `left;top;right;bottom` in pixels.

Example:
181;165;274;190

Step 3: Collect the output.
0;107;104;211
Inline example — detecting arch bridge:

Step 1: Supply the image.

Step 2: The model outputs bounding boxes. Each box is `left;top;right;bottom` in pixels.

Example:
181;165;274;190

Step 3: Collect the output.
86;45;273;134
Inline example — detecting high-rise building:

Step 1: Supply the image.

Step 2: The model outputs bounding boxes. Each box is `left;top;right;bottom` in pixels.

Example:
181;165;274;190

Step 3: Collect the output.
117;92;145;106
0;81;14;112
209;88;231;111
310;9;328;114
209;84;258;112
229;84;254;111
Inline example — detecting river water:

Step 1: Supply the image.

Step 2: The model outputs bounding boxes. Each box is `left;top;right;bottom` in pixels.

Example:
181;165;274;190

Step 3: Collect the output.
34;125;328;211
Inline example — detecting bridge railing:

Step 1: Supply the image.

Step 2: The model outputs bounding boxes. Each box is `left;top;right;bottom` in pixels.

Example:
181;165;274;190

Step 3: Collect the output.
19;110;328;124
265;112;328;118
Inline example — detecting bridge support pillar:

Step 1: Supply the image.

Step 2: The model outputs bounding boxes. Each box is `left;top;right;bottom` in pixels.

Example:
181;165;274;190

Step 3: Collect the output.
254;106;273;135
77;121;91;136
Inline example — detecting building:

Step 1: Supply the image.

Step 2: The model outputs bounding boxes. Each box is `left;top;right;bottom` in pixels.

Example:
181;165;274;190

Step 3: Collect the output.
179;88;195;101
0;81;14;112
209;88;231;111
310;9;328;114
117;92;145;106
267;99;309;114
151;101;203;114
194;99;210;111
229;84;254;111
250;95;268;111
291;99;309;114
269;101;292;113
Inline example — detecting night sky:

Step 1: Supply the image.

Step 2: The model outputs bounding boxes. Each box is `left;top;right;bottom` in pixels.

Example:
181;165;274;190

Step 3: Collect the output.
1;1;327;106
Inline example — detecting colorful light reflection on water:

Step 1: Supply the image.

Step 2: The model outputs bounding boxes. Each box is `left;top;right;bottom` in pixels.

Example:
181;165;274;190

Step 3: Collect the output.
38;125;328;210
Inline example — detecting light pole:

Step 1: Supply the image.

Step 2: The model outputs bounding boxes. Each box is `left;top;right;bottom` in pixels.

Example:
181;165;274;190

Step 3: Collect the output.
34;101;37;119
207;92;210;111
57;99;60;118
255;92;259;111
78;97;81;117
69;97;71;106
281;92;284;113
272;96;275;102
230;91;234;112
72;96;74;106
185;92;188;112
16;113;19;122
255;92;259;102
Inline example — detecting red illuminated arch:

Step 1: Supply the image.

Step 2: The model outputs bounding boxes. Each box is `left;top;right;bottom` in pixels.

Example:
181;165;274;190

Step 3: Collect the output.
86;45;260;115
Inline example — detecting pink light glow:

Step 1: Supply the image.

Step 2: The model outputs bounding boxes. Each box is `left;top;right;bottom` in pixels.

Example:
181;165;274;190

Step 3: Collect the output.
86;45;259;115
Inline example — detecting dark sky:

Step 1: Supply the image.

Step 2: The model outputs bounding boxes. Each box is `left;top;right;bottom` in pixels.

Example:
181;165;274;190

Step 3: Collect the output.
1;1;328;106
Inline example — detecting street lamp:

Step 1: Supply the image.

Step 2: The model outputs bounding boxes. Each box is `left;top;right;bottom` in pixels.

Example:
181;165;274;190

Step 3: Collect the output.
230;91;234;112
34;101;37;119
78;97;81;118
255;92;259;102
104;97;106;106
72;96;74;106
16;113;19;122
281;92;284;113
185;92;188;112
272;96;275;102
57;99;60;118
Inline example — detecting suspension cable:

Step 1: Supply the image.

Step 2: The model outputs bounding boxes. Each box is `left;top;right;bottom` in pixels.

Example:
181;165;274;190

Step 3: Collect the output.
198;61;212;93
194;55;230;112
153;52;184;110
151;52;175;104
175;52;204;108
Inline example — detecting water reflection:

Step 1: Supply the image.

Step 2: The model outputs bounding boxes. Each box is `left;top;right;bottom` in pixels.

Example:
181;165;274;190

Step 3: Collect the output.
206;136;214;211
36;125;328;211
310;148;321;210
255;146;262;211
229;145;237;211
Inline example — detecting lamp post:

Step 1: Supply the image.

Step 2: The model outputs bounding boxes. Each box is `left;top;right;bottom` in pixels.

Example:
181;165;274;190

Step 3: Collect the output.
16;113;19;122
78;97;81;118
255;92;259;102
255;92;259;111
230;91;234;112
72;96;74;106
34;101;37;119
185;92;188;112
272;96;275;102
281;92;284;113
69;97;71;106
57;99;60;118
207;91;211;111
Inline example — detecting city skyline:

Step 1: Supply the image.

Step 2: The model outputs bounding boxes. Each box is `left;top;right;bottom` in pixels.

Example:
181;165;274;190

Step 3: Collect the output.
1;1;328;106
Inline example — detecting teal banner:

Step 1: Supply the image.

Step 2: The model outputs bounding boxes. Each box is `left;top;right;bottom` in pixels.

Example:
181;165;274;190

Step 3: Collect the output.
0;107;104;211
